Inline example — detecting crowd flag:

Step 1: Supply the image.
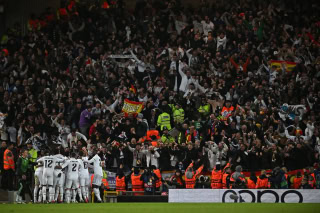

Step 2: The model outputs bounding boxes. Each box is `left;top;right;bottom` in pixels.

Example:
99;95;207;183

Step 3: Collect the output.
122;99;144;117
270;60;297;72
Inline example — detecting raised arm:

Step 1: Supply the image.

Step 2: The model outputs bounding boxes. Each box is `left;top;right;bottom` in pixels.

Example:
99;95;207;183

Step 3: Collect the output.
76;132;88;142
195;165;204;177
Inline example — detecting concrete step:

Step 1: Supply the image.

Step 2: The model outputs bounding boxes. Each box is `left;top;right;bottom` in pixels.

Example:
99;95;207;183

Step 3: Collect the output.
0;189;8;202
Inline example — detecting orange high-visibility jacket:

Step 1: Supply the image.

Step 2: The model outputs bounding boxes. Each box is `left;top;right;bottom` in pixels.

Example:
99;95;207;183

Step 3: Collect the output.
3;149;15;170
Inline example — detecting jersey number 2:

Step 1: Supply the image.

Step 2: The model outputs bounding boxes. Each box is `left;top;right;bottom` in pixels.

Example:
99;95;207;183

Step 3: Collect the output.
72;163;77;171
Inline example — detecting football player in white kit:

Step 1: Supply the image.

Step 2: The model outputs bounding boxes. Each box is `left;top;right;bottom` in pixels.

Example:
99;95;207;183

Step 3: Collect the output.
33;161;44;203
88;148;103;203
37;151;63;203
78;150;90;203
53;150;67;203
61;152;81;203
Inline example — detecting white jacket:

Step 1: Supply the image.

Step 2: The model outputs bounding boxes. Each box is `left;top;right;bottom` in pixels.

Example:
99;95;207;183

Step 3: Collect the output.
142;149;160;168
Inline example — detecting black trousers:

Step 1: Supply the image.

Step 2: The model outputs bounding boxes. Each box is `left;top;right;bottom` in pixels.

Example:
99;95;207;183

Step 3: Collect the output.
17;179;33;200
2;169;15;190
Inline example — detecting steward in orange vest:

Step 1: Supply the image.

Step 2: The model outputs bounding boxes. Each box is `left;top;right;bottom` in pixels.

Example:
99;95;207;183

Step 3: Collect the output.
131;167;144;195
230;165;246;188
308;167;316;189
293;172;303;189
256;170;269;189
116;174;126;192
308;174;316;189
2;143;15;190
222;163;232;189
247;172;257;189
185;161;204;189
3;147;15;170
151;166;162;189
116;165;126;193
211;163;223;189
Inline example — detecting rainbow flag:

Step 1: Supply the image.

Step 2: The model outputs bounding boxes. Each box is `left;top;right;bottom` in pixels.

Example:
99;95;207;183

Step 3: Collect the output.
270;60;297;72
122;99;144;117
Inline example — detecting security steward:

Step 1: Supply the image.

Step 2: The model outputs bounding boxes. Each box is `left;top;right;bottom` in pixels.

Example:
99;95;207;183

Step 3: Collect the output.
185;160;204;189
198;97;211;119
131;167;144;195
173;103;185;125
116;164;126;194
3;143;15;190
211;162;223;189
157;110;172;131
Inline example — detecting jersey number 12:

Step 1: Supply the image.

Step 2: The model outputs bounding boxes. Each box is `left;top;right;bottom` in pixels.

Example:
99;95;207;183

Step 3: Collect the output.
45;160;53;168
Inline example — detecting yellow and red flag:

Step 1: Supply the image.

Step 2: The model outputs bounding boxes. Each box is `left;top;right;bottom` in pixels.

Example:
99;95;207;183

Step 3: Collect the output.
129;84;137;94
122;99;144;117
270;60;297;72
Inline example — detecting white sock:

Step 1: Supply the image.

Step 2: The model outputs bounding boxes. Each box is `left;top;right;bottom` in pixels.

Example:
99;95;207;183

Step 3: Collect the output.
54;186;59;201
77;188;83;201
16;194;21;203
38;189;42;202
49;186;54;202
34;186;39;202
81;186;87;200
65;189;71;203
42;186;47;201
60;187;64;202
93;188;101;201
85;187;89;199
72;189;76;202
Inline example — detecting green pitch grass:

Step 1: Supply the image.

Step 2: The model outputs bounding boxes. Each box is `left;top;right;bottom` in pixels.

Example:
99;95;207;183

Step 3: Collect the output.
1;203;320;213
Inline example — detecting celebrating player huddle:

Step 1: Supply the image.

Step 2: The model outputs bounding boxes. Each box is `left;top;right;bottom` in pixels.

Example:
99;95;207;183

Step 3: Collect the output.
32;148;102;204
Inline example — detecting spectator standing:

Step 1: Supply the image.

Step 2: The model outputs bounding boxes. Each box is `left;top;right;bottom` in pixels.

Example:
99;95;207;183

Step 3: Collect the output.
2;143;15;191
79;106;92;137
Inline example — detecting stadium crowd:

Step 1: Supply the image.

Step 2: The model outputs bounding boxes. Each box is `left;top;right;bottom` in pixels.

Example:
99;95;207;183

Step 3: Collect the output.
0;0;320;203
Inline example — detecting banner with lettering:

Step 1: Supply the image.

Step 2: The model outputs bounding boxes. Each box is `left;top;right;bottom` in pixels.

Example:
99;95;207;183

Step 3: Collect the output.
169;189;320;203
122;99;144;117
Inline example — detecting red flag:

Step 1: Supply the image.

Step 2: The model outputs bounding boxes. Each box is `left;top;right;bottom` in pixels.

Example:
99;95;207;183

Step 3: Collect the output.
59;8;68;16
102;1;110;9
2;49;9;56
68;1;75;11
85;58;91;65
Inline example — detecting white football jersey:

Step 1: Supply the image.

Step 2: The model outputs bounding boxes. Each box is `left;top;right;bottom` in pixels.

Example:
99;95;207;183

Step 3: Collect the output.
78;157;89;178
37;155;62;176
87;154;103;176
62;157;81;178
